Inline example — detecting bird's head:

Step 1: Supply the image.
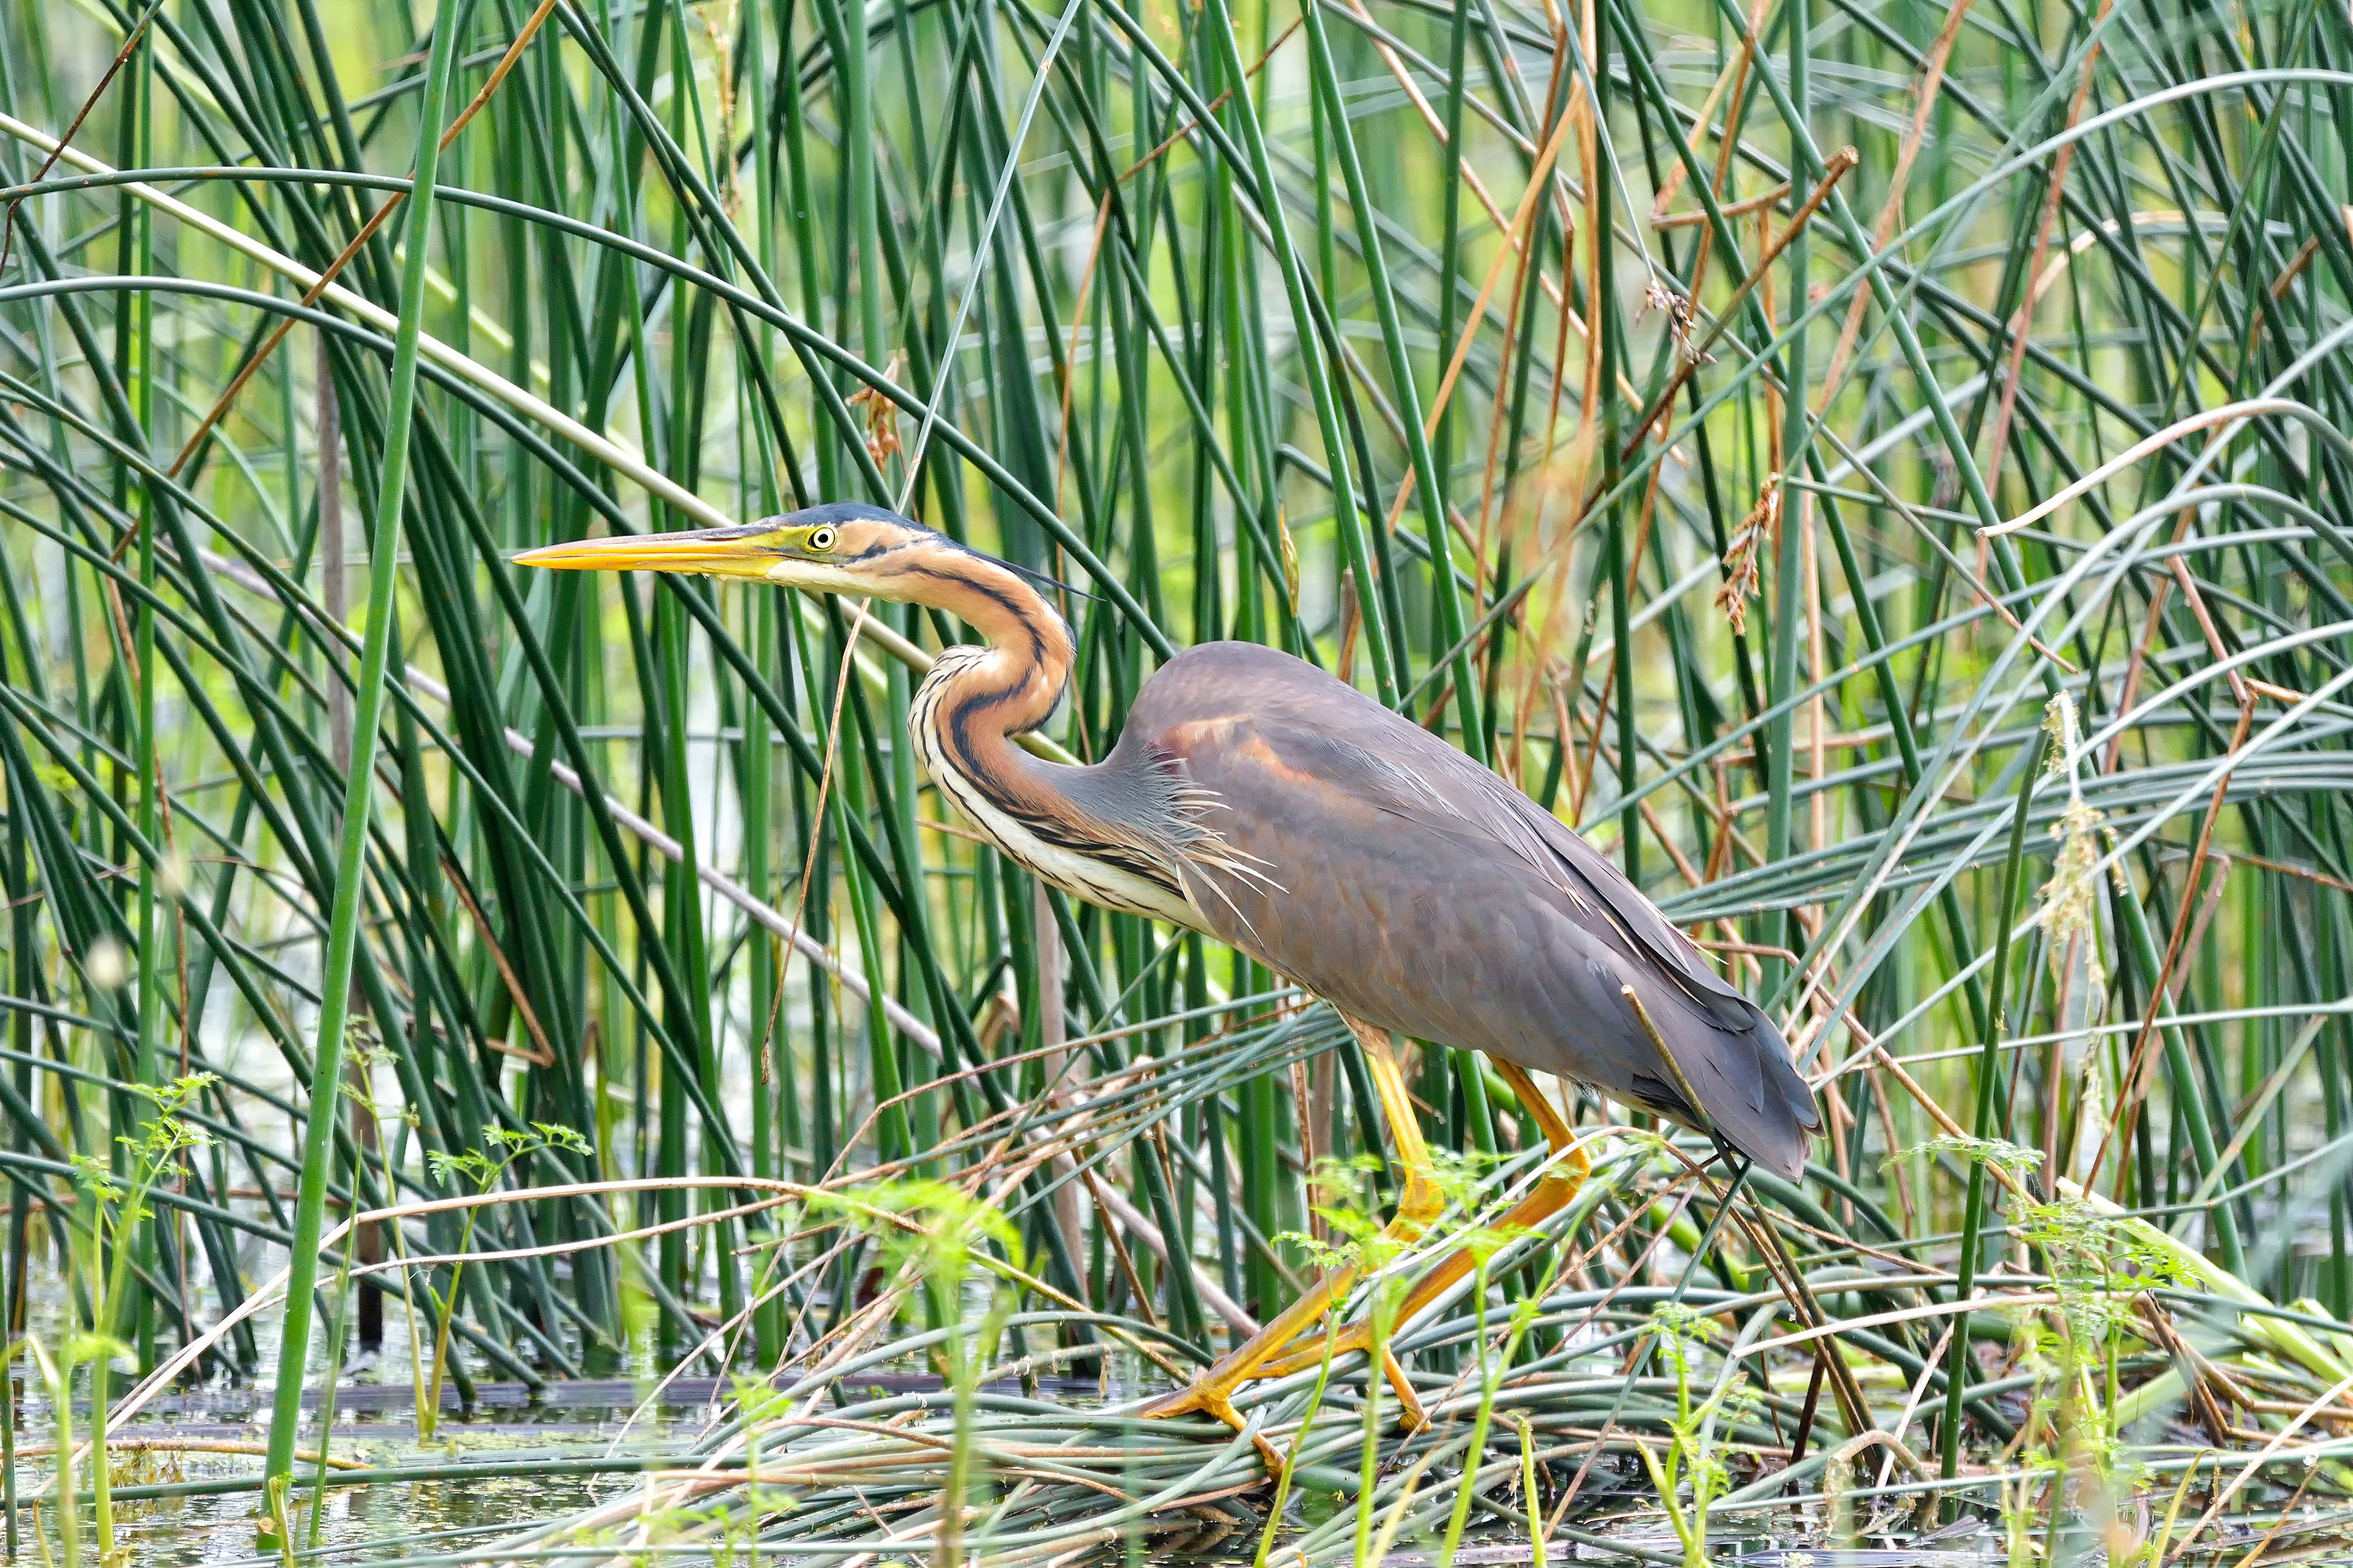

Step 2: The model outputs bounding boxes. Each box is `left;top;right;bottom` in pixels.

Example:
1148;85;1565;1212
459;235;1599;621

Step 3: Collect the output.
512;502;941;599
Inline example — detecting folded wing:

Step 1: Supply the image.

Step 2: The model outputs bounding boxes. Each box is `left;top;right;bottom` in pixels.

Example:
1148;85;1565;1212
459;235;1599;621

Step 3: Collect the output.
1116;642;1820;1178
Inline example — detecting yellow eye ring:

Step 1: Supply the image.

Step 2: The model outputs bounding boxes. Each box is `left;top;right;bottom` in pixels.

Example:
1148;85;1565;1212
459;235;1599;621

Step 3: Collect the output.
808;526;838;552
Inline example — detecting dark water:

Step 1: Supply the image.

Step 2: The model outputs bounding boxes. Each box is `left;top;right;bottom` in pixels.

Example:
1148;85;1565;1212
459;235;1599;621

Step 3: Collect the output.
16;1372;1154;1564
11;1375;698;1565
24;1374;2337;1565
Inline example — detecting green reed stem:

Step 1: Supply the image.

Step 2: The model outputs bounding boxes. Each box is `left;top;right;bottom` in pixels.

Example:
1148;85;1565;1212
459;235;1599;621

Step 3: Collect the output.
1938;726;2049;1490
262;0;464;1489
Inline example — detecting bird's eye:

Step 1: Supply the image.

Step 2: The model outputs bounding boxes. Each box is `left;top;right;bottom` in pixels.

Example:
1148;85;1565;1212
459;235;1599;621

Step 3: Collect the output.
807;526;837;552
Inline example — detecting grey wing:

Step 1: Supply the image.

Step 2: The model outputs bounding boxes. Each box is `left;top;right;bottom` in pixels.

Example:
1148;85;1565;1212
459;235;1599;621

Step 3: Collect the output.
1126;642;1820;1179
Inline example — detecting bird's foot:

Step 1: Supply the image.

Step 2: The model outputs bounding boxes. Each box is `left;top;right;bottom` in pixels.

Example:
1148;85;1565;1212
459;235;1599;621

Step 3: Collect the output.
1147;1332;1427;1452
1259;1326;1428;1432
1140;1379;1285;1471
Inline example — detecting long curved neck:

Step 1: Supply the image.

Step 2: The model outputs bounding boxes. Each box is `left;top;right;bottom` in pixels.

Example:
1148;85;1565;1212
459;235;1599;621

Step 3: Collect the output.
885;543;1077;829
890;540;1202;927
889;545;1072;742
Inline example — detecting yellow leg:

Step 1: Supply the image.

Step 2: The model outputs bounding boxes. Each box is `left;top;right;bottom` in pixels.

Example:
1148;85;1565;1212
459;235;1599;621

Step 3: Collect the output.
1141;1015;1443;1440
1257;1059;1593;1428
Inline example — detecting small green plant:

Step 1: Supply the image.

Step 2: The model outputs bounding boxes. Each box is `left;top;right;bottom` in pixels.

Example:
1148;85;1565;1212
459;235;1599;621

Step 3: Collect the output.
1436;1184;1571;1568
418;1123;590;1440
57;1072;215;1565
1279;1152;1452;1566
2003;1196;2188;1565
1903;1134;2047;1178
807;1178;1022;1567
728;1372;801;1526
1632;1301;1750;1568
1287;1150;1478;1270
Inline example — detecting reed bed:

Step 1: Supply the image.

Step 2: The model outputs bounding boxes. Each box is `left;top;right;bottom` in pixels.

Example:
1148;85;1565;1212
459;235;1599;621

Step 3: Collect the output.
0;0;2349;1557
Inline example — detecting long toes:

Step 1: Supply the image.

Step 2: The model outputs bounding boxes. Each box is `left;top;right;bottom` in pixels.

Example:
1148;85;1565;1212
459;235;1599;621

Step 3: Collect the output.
1147;1383;1286;1474
1192;1390;1283;1474
1140;1386;1210;1420
1143;1379;1252;1434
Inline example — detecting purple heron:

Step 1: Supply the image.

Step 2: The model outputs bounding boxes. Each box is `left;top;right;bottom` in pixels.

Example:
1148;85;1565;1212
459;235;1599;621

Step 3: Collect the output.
517;502;1819;1435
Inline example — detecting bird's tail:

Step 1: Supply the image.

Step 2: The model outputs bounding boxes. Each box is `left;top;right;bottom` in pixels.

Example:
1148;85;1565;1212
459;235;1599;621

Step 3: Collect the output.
1635;986;1820;1181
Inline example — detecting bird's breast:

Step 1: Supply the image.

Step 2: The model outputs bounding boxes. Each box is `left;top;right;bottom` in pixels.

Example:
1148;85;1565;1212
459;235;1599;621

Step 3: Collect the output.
908;679;1201;928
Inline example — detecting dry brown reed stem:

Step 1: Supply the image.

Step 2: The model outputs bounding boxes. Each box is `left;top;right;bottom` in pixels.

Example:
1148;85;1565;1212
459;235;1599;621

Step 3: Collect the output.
781;593;876;1084
2168;1366;2353;1562
1504;259;1593;780
1115;15;1304;182
1645;0;1758;223
2167;549;2259;706
2137;1303;2240;1445
1472;28;1575;673
1077;1156;1159;1325
1332;0;1579;326
1625;146;1859;457
435;850;554;1064
163;0;564;486
1569;648;1611;821
1054;190;1118;519
1713;1184;1874;1437
1815;0;1979;408
1979;0;2115;500
1517;0;1612;810
1653;182;1791;230
1805;482;1828;866
1661;0;1772;323
2104;543;2185;776
1382;87;1588;545
0;0;160;282
2097;699;2255;1195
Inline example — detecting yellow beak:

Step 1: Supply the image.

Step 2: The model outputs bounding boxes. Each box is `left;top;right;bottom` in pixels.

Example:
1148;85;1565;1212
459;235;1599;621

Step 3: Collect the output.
512;526;774;576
